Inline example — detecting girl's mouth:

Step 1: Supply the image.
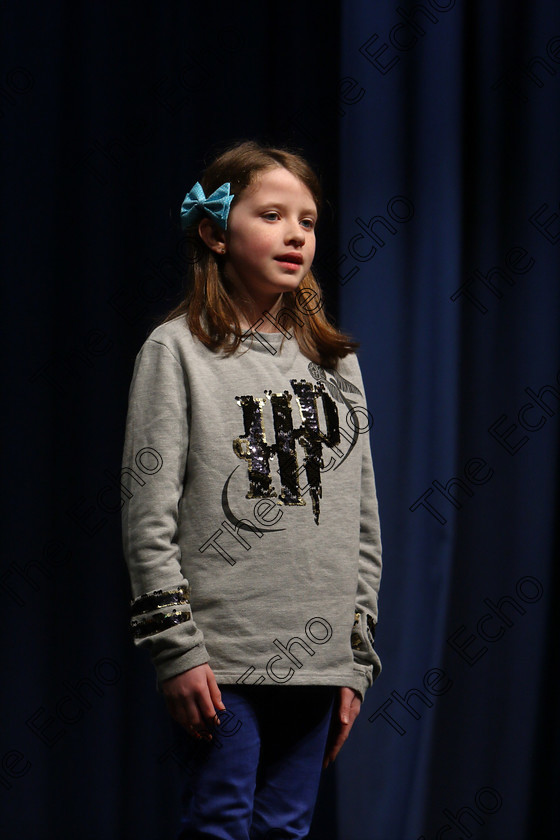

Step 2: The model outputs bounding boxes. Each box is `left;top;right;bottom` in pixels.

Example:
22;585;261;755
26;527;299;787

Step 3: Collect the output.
275;260;301;270
274;254;303;269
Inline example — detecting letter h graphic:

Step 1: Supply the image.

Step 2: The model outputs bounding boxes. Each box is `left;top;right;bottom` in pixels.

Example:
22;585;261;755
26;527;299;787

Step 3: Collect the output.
233;380;340;525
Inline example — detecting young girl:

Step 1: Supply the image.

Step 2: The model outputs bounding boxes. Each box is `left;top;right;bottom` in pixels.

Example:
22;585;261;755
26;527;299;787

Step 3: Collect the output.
121;139;383;839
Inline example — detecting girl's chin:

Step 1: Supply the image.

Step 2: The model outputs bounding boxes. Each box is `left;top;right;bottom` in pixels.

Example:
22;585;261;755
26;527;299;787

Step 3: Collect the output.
270;273;304;291
247;281;302;299
228;271;304;302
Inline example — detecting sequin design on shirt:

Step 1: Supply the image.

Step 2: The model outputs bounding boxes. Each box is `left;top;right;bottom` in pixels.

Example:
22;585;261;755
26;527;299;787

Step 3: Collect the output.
308;363;364;468
366;613;376;647
351;609;377;651
129;584;192;639
351;611;363;651
233;379;340;525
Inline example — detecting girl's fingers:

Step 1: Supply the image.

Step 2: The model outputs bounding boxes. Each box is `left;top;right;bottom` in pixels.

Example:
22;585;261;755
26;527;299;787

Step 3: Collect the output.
206;669;227;715
161;666;224;739
169;690;212;738
190;671;226;737
324;723;345;762
323;688;363;769
198;675;225;730
324;735;346;766
168;695;198;732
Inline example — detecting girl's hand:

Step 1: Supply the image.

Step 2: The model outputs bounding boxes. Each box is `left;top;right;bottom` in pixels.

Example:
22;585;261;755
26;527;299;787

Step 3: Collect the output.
161;663;226;740
322;686;362;769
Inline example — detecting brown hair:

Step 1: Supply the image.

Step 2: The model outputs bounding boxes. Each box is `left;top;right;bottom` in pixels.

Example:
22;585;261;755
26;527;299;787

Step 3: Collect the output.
156;139;358;367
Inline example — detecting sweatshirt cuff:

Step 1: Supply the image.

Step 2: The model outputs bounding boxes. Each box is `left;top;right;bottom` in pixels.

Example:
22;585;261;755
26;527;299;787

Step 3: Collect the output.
128;584;209;690
154;642;210;692
349;664;373;704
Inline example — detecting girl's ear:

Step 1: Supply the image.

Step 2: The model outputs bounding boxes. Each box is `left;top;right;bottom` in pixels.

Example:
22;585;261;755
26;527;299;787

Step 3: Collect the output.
198;218;227;255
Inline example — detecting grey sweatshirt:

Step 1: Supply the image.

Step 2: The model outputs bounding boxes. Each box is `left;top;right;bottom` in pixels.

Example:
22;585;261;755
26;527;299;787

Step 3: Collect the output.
121;315;382;702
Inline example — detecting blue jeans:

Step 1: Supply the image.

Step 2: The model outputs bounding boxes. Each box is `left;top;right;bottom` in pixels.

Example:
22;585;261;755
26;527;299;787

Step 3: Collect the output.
172;684;337;839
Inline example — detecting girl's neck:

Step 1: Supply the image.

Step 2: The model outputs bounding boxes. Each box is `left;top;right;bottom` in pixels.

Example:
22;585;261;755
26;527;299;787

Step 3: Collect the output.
233;294;287;334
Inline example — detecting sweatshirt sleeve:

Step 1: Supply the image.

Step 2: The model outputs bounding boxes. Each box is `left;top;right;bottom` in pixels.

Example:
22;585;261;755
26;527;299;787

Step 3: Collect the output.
348;370;383;703
121;337;209;688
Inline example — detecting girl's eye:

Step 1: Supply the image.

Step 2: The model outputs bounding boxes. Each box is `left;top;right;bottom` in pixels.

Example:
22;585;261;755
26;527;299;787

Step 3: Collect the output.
261;212;315;228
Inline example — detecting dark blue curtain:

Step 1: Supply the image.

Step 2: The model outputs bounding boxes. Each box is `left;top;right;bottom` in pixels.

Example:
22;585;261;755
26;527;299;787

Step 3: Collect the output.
1;2;341;838
2;1;558;838
336;1;559;839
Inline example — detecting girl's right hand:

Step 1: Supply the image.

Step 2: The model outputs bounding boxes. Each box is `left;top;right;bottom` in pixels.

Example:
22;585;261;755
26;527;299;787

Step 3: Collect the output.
161;663;226;740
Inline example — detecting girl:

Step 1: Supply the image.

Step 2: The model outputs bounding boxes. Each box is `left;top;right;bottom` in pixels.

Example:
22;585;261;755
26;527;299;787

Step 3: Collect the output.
121;139;383;839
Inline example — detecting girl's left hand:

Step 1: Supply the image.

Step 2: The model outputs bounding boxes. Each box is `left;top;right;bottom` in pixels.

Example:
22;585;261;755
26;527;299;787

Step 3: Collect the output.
322;686;361;769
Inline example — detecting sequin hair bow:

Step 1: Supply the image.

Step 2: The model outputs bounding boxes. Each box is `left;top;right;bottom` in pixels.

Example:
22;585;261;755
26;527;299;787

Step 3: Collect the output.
180;181;234;231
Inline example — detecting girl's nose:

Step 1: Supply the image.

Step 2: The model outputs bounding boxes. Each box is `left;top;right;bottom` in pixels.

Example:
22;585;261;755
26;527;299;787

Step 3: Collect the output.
285;219;305;244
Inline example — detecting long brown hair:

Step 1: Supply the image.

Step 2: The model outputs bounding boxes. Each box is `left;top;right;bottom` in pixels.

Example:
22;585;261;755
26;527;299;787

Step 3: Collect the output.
156;139;359;368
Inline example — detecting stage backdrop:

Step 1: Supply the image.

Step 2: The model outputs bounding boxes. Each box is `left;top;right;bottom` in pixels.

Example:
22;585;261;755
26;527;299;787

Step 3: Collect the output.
1;1;558;839
335;1;559;839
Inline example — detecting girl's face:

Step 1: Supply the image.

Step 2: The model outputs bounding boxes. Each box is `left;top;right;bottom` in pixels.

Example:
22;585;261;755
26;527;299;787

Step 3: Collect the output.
223;166;317;304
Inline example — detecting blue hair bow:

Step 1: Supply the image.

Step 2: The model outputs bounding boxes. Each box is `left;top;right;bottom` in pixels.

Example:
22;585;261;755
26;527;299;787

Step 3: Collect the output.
180;181;234;231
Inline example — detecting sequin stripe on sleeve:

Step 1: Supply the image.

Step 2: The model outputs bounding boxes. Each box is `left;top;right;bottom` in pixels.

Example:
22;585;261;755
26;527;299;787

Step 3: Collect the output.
130;584;192;639
351;610;377;652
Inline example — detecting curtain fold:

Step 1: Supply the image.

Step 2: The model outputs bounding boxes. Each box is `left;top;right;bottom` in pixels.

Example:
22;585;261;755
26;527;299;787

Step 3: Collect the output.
336;1;559;838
